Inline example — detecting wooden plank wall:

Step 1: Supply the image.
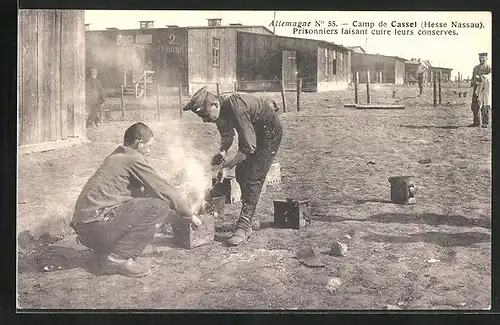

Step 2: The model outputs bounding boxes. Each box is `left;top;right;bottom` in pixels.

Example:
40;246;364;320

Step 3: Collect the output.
74;10;86;139
237;32;320;82
19;10;38;145
60;10;74;139
18;9;86;147
85;29;190;89
237;32;282;82
316;48;325;82
188;28;238;92
394;60;405;85
187;27;272;94
317;47;350;83
153;28;188;86
352;53;401;84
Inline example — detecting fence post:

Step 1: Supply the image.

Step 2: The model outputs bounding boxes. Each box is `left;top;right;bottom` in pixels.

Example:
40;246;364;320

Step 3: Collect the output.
296;78;302;112
99;103;104;123
438;71;442;105
433;71;437;107
366;70;371;104
234;81;238;92
281;79;287;113
178;84;183;119
216;82;220;97
120;85;124;118
140;98;143;120
156;84;160;121
354;71;359;104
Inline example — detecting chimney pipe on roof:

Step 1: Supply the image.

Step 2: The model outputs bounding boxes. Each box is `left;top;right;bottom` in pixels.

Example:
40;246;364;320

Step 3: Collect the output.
207;18;222;26
139;21;154;29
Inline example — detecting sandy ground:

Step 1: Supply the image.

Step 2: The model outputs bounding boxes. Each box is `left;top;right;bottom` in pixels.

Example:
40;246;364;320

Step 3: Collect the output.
17;84;491;310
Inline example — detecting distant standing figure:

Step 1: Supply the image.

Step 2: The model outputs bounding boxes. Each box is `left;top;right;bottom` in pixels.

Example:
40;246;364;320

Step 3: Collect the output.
416;58;428;96
86;68;106;128
469;52;492;128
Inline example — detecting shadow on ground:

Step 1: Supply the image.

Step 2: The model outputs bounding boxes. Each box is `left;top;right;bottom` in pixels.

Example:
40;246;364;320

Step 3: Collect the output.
18;236;182;275
362;231;490;247
354;198;393;204
18;246;97;274
320;212;491;230
399;125;463;130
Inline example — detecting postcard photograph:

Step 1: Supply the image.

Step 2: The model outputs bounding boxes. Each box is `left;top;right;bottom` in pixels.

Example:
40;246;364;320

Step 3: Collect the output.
16;10;492;310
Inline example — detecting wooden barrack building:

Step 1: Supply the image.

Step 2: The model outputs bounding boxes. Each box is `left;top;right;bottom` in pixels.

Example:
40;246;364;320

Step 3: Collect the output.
18;9;87;153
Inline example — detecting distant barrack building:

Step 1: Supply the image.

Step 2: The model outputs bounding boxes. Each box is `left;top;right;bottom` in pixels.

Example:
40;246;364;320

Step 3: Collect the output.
350;51;406;85
85;18;352;94
405;58;453;85
347;47;453;86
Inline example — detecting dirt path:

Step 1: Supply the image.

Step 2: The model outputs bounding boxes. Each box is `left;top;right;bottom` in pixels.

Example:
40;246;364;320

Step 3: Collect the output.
17;87;491;309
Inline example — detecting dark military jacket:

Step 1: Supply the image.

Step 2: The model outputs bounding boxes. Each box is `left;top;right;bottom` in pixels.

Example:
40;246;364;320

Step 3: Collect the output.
215;93;277;155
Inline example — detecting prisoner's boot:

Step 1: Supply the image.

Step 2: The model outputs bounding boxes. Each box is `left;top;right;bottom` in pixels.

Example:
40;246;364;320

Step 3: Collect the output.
100;252;151;278
252;218;261;230
227;218;253;246
468;110;481;127
227;202;258;246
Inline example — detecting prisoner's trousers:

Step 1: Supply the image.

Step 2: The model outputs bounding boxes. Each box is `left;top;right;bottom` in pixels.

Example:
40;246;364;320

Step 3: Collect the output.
235;113;283;212
71;198;173;258
471;85;490;126
86;103;101;127
417;74;424;95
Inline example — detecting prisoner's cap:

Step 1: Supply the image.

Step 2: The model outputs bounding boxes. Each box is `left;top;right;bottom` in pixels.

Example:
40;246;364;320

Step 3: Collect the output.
182;86;217;113
479;52;488;57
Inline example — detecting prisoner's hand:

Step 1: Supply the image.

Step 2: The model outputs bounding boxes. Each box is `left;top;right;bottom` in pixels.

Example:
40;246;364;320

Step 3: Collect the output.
217;168;230;183
190;214;202;229
211;152;226;166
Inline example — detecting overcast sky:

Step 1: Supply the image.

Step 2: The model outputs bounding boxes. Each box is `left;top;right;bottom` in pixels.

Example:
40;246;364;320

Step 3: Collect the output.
84;10;492;79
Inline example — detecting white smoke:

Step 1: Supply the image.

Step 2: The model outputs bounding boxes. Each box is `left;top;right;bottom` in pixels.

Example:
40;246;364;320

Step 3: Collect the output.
162;120;213;215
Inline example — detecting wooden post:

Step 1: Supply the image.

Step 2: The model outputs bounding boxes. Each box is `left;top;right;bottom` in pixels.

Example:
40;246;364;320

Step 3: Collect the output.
178;84;183;119
354;71;359;104
281;79;287;113
296;78;302;112
366;70;371;104
120;85;124;118
438;71;442;105
433;71;437;107
140;98;143;120
458;72;461;88
234;81;238;92
216;82;220;97
156;84;160;120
